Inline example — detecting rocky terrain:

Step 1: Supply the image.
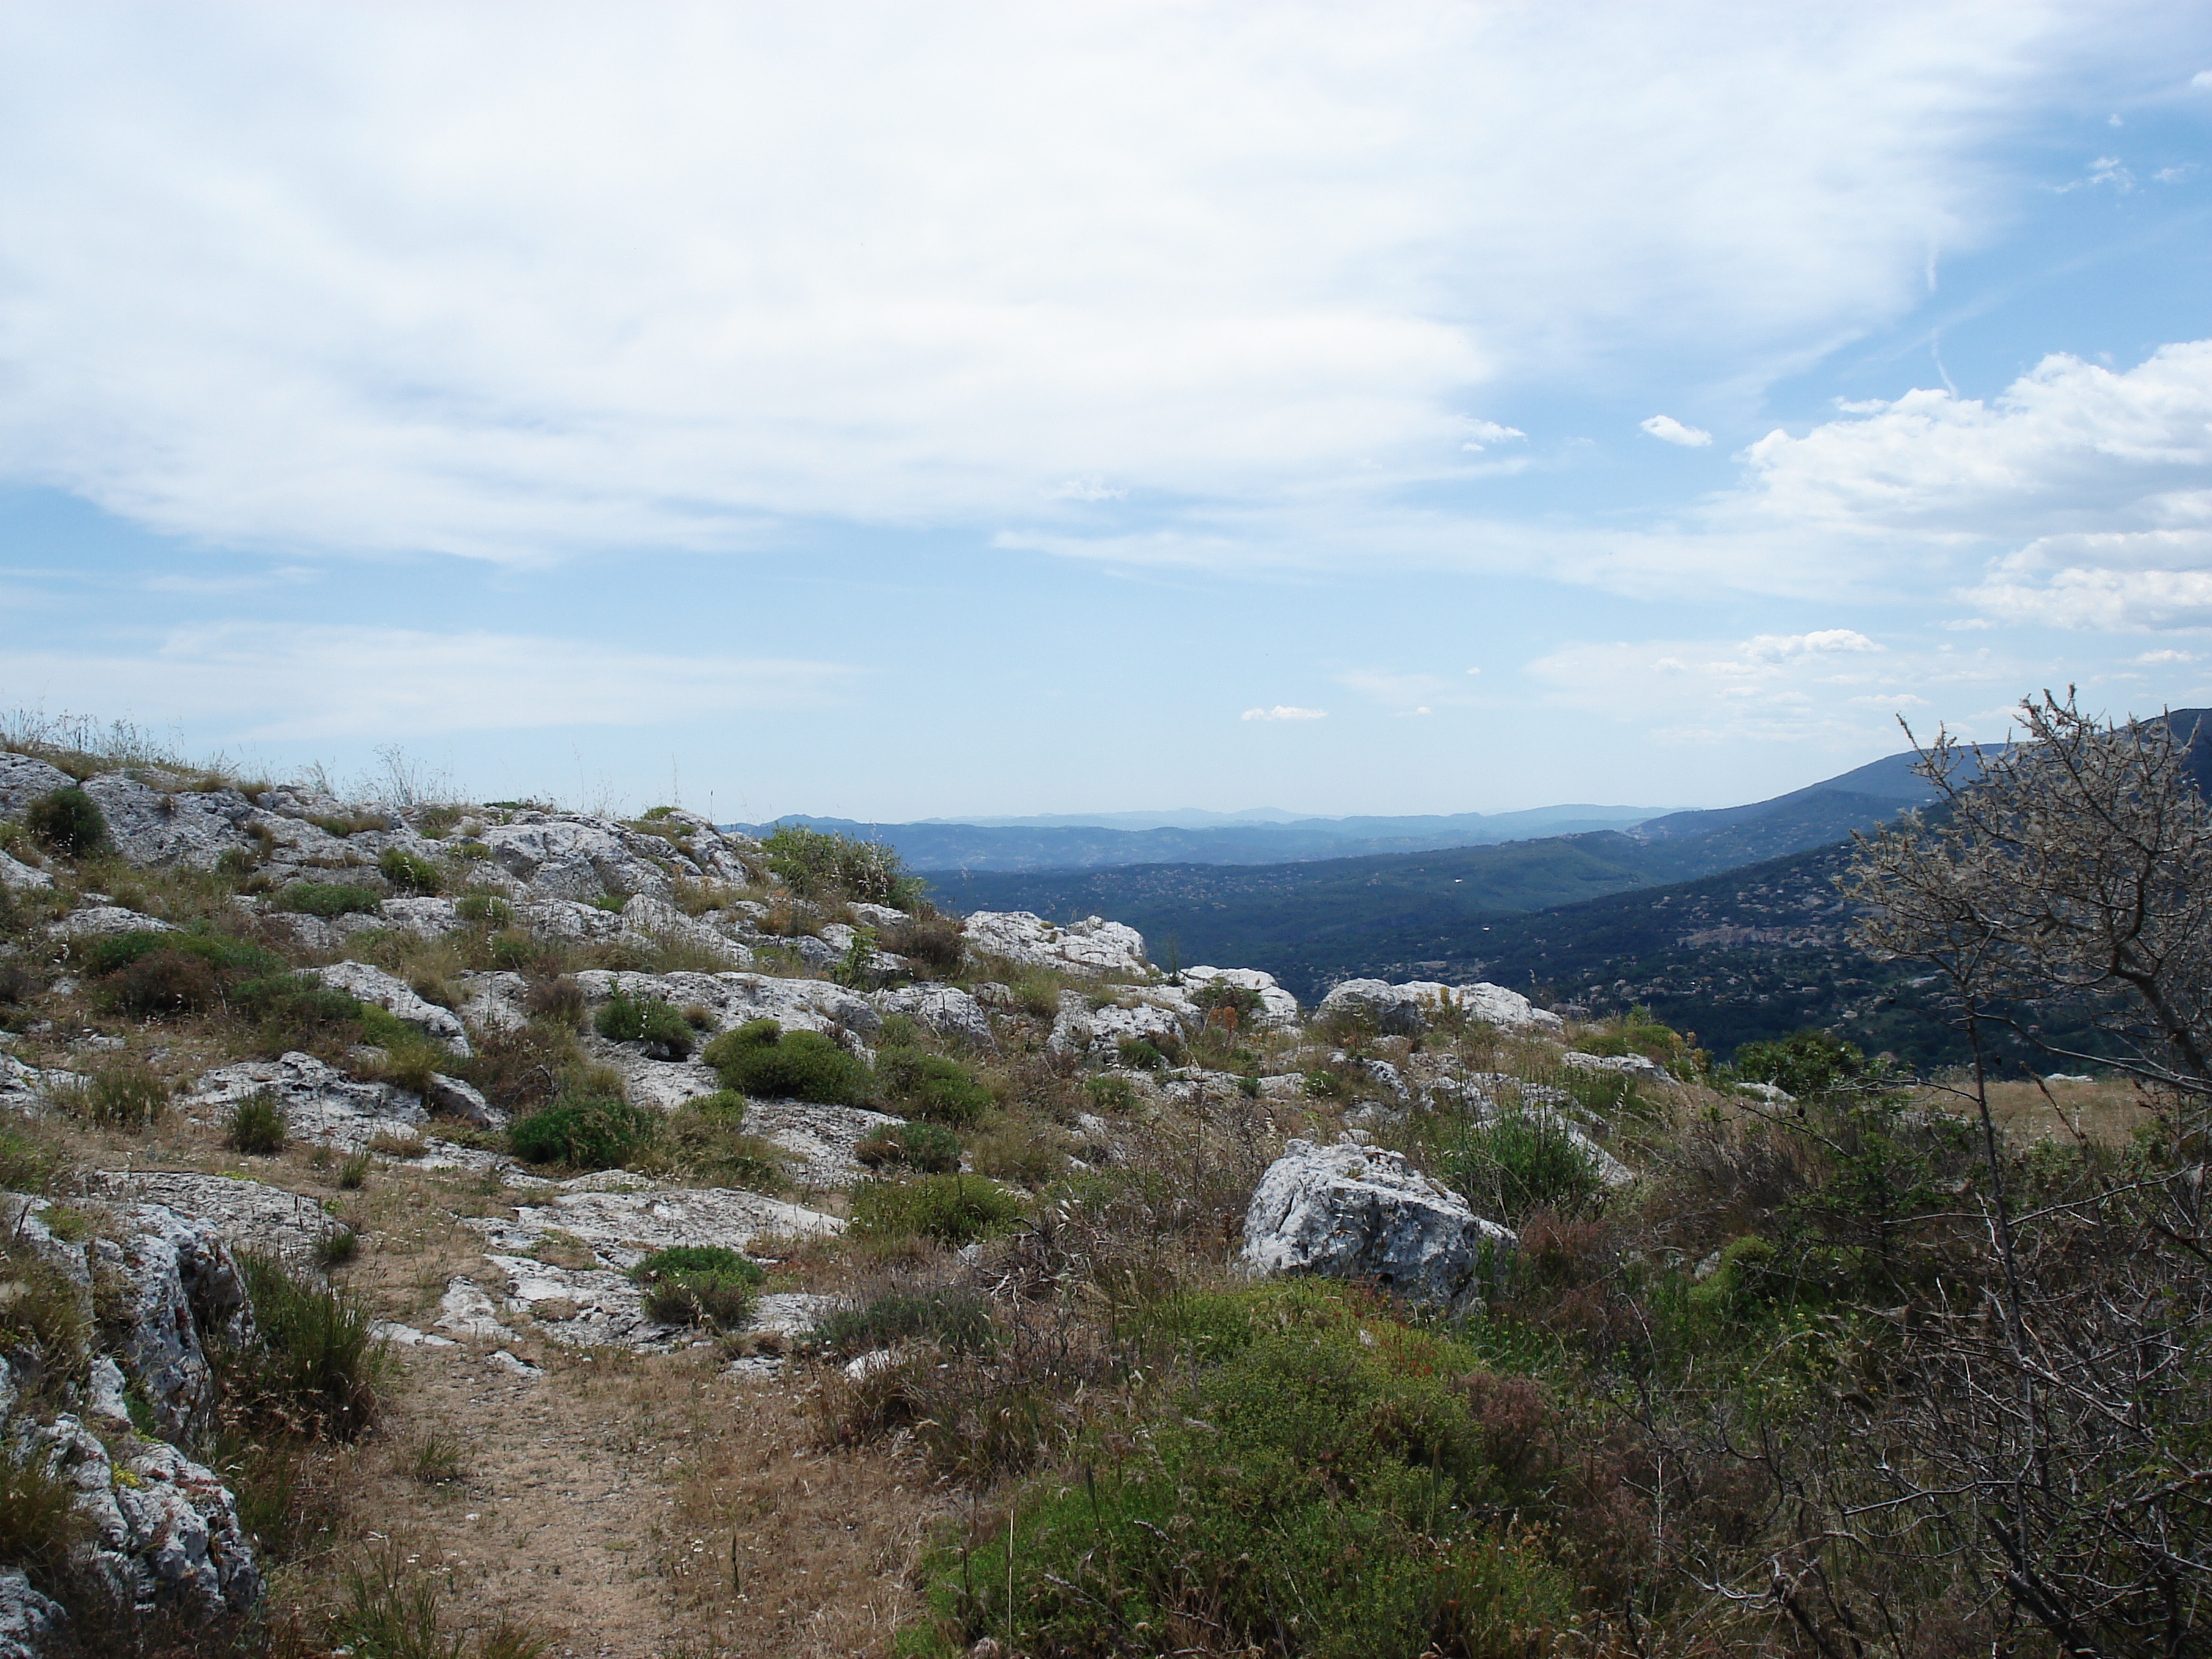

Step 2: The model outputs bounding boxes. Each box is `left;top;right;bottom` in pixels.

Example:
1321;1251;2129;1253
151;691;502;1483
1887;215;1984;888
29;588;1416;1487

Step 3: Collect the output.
0;737;2160;1658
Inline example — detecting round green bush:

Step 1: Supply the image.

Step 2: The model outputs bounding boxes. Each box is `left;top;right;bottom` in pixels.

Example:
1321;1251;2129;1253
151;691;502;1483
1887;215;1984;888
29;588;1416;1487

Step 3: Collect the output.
703;1020;872;1104
876;1047;993;1127
1445;1110;1602;1226
26;787;106;858
507;1096;657;1169
595;989;695;1059
631;1244;764;1329
848;1174;1024;1247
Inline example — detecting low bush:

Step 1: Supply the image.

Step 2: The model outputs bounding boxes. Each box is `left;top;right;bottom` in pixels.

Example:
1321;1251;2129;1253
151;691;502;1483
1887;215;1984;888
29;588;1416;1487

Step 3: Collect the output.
1116;1037;1168;1071
1083;1074;1138;1113
507;1095;657;1169
631;1243;764;1329
230;1251;384;1439
632;1097;789;1191
1444;1110;1602;1226
227;1090;287;1155
377;845;441;895
812;1285;998;1357
917;1284;1578;1659
855;1119;964;1174
848;1174;1025;1247
26;786;106;858
56;1057;168;1129
104;946;222;1016
704;1018;873;1104
336;1150;372;1189
760;822;921;908
881;906;965;974
233;973;368;1049
1734;1027;1863;1097
0;1126;60;1195
593;988;694;1059
274;881;384;918
875;1046;992;1127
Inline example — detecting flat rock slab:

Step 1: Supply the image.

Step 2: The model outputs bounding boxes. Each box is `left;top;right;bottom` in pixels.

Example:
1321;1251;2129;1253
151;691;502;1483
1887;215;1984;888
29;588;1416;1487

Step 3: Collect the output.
82;1170;342;1267
743;1098;902;1188
182;1051;427;1149
468;1185;843;1269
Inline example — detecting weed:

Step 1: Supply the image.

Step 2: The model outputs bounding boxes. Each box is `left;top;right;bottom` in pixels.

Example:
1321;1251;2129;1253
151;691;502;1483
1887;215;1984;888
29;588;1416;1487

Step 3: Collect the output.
635;1099;789;1191
454;892;512;927
1083;1074;1138;1113
1116;1037;1168;1071
813;1286;998;1357
1444;1110;1602;1226
0;1444;91;1590
632;1244;764;1328
704;1018;873;1105
318;1227;361;1269
855;1120;964;1174
412;1432;467;1485
507;1095;657;1170
337;1150;372;1189
0;1126;60;1195
848;1174;1025;1247
230;1250;384;1439
881;906;965;975
593;987;695;1058
378;846;441;895
52;1056;168;1129
275;881;385;917
227;1090;287;1155
521;974;587;1027
26;786;107;857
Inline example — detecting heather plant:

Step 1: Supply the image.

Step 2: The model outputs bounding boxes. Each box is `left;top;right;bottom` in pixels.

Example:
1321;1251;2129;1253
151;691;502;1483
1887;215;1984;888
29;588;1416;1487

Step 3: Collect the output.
703;1017;872;1104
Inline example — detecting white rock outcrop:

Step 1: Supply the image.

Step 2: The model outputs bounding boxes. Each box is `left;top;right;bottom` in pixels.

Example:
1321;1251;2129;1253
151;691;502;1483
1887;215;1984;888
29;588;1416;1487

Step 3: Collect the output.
0;851;52;890
315;961;472;1056
183;1051;427;1148
872;983;997;1050
0;753;77;815
1241;1138;1515;1307
1179;965;1302;1028
1319;978;1562;1036
962;911;1148;976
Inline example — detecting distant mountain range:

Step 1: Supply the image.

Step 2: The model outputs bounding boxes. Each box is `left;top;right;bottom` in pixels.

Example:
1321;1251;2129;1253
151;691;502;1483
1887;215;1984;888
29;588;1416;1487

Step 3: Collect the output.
731;802;1670;873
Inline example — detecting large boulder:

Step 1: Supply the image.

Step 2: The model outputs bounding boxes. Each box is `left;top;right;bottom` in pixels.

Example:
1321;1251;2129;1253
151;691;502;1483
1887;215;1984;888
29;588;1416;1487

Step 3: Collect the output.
1241;1138;1515;1307
0;753;76;819
477;815;681;902
1046;991;1191;1064
0;851;52;891
873;984;996;1050
182;1051;427;1148
77;775;258;870
961;912;1148;977
1318;978;1562;1036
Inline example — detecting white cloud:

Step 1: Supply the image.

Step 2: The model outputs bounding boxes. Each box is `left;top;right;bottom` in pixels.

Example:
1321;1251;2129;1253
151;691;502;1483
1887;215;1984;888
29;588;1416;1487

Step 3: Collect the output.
0;625;855;740
0;3;2094;564
1641;415;1712;447
1741;628;1880;661
1240;705;1327;722
1462;420;1525;451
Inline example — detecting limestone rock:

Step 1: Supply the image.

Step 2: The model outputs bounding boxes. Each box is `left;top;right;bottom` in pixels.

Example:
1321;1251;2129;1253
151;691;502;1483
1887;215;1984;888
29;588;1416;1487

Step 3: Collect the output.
376;895;464;938
0;753;77;817
424;1072;501;1126
962;911;1148;976
49;905;175;940
478;815;680;903
1562;1049;1675;1084
0;1567;64;1659
873;983;996;1050
617;893;753;966
1319;978;1562;1036
90;1203;256;1441
314;961;471;1056
569;969;881;1042
0;851;52;891
1047;992;1190;1064
181;1051;427;1148
84;1170;343;1275
1241;1138;1515;1307
1179;965;1302;1029
79;775;258;870
742;1098;901;1188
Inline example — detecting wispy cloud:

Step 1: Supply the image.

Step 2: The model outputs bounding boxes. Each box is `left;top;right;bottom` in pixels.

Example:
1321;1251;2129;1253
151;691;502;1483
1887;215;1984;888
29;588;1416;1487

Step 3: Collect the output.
0;625;857;741
1240;705;1327;723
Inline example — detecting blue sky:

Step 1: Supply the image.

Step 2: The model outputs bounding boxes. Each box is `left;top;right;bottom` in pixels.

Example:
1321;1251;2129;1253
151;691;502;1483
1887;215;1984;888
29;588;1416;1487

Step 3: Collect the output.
4;3;2212;822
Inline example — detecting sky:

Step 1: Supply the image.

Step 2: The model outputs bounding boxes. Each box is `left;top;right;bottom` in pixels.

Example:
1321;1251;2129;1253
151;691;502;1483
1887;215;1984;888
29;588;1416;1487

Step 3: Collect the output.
4;2;2212;823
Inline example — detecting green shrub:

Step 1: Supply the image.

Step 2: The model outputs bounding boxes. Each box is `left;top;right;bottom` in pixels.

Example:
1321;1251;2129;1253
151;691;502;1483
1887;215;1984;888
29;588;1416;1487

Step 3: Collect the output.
82;928;175;977
1083;1074;1137;1113
317;1228;360;1268
920;1284;1577;1659
813;1286;998;1357
104;946;222;1016
855;1119;964;1174
26;786;106;858
233;974;368;1046
455;892;512;926
848;1174;1024;1247
507;1095;657;1169
703;1019;873;1104
275;881;386;917
1116;1037;1167;1071
876;1046;992;1127
227;1090;287;1155
1734;1028;1864;1097
760;822;921;908
231;1251;384;1439
377;845;441;895
631;1243;764;1328
593;989;694;1059
1445;1110;1603;1225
